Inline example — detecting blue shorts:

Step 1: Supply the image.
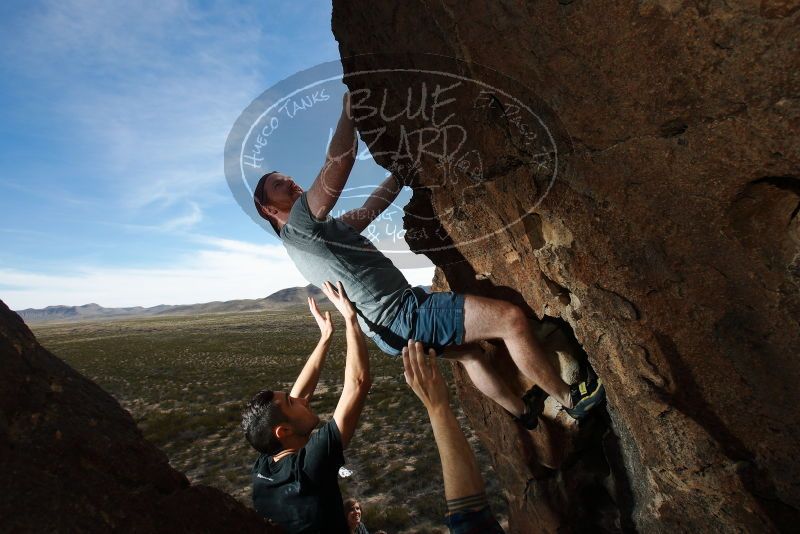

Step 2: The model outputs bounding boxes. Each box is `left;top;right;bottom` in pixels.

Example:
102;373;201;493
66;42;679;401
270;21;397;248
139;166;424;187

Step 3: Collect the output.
369;286;466;356
445;506;504;534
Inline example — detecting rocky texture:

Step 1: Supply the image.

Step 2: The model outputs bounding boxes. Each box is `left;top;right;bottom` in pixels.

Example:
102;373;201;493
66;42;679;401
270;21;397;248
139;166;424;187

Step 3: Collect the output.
332;1;800;532
0;300;275;532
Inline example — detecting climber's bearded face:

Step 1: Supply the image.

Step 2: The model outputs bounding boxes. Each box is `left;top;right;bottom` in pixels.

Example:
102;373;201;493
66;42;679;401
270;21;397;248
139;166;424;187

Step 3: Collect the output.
274;391;320;438
261;172;303;213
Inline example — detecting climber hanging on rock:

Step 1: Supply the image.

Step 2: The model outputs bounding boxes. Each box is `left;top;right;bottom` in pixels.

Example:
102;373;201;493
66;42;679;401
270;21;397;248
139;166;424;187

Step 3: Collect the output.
253;90;605;429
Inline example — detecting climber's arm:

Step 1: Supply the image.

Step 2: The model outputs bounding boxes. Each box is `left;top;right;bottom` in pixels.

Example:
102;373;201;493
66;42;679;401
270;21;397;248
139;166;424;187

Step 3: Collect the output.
322;281;371;450
306;92;357;220
402;340;484;501
404;341;504;532
338;173;404;233
289;298;333;401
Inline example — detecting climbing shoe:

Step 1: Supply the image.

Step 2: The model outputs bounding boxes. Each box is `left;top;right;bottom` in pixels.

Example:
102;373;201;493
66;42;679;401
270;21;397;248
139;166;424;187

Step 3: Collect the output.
515;384;546;430
564;365;605;420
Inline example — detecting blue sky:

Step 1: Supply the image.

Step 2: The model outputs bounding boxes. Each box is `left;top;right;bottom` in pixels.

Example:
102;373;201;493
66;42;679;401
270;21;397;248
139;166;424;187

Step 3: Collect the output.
0;0;434;309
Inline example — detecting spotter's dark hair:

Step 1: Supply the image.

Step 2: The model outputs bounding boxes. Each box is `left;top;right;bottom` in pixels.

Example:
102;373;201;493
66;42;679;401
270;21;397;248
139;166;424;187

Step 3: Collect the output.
241;389;288;455
254;171;280;235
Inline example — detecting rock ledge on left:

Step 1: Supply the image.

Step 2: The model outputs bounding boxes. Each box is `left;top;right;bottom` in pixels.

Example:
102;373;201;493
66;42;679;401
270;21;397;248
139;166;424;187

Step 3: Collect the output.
0;299;275;533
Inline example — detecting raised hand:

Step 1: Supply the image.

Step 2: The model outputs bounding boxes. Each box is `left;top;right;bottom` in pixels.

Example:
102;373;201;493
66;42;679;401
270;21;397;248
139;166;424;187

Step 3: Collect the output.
402;340;450;410
308;296;333;338
320;280;357;321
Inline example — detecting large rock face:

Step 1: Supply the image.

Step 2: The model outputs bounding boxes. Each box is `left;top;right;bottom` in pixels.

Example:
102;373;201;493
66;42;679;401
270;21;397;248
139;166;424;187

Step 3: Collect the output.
0;300;275;532
332;1;800;532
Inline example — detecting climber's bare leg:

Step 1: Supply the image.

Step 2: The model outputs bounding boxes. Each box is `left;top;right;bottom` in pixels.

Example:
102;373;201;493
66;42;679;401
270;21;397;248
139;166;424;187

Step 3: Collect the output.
462;294;572;407
442;344;526;417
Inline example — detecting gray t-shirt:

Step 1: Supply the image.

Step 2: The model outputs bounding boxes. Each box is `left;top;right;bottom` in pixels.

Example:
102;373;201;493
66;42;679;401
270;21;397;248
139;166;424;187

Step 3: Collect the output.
280;192;410;335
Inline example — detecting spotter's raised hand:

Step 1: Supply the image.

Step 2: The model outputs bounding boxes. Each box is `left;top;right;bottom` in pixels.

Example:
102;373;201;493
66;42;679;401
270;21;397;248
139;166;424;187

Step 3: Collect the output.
308;296;333;338
402;340;449;410
320;280;356;321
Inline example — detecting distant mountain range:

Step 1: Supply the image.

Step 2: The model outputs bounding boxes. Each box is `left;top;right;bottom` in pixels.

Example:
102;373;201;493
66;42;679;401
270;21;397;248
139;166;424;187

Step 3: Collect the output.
16;285;328;324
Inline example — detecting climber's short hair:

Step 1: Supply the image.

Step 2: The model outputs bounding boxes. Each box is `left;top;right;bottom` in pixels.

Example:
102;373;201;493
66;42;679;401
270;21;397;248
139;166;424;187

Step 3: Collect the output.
254;171;280;234
241;389;288;455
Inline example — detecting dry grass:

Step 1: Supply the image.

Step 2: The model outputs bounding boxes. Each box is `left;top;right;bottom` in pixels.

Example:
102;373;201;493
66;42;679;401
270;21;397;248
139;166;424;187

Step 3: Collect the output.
33;309;507;532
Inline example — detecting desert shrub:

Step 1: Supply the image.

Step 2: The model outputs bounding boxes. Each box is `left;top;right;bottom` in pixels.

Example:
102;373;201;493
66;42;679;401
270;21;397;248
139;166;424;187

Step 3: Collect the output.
362;504;411;531
360;458;379;480
412;494;446;521
139;405;240;447
32;310;508;531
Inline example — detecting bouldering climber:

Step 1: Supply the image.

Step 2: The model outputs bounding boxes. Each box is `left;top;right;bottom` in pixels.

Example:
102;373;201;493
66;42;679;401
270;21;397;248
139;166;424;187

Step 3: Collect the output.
240;281;371;533
403;339;505;533
253;91;604;428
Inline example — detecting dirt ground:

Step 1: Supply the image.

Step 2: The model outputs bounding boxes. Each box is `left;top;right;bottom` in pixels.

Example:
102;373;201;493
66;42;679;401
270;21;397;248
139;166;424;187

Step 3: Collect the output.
33;309;508;533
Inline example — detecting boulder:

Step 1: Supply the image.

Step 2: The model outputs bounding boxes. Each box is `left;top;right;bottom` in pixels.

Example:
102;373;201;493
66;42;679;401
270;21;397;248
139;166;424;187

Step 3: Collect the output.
331;1;800;532
0;300;275;532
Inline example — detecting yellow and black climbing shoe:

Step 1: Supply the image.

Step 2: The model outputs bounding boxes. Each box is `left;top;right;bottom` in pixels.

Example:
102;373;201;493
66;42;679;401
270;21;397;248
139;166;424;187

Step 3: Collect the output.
516;384;546;430
565;366;605;420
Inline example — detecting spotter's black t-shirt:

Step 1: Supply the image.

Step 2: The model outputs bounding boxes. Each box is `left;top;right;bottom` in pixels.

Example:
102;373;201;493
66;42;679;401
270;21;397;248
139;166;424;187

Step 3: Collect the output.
251;419;348;534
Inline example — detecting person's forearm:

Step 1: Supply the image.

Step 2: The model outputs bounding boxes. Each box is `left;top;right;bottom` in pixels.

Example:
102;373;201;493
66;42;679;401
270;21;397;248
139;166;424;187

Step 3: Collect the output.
327;110;357;165
332;315;371;448
427;405;485;501
307;106;358;219
361;173;403;217
290;333;332;399
342;316;370;388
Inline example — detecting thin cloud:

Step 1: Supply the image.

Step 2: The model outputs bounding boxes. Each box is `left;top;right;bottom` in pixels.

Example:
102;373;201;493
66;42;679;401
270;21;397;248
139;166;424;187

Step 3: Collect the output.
0;1;436;309
1;236;435;309
0;179;98;207
2;237;307;309
159;201;203;231
5;0;270;213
